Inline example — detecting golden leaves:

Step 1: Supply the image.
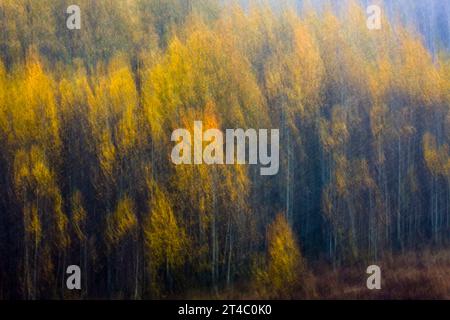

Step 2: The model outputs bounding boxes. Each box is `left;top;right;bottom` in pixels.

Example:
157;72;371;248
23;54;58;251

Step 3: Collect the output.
143;20;268;137
107;196;138;246
423;133;450;177
145;185;186;273
4;57;60;156
255;213;304;298
99;129;116;179
395;33;441;106
13;146;69;249
71;190;87;242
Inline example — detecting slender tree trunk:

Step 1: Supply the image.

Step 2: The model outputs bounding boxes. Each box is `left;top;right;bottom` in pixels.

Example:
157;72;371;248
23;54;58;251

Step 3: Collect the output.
226;214;232;288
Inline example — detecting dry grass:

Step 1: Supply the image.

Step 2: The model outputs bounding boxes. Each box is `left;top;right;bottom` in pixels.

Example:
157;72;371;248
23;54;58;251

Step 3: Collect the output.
314;250;450;300
172;249;450;300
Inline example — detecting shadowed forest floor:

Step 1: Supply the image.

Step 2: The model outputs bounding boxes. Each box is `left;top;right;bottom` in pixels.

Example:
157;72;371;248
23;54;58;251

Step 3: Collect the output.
315;250;450;299
183;249;450;300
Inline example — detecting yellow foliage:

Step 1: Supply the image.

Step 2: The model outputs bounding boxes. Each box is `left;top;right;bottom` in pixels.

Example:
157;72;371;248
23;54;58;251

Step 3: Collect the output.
13;146;69;250
143;21;268;142
108;56;139;154
145;184;186;290
0;0;450;299
107;196;137;246
99;130;116;179
258;213;304;298
25;204;42;245
423;132;450;177
11;55;60;153
0;61;7;136
395;32;441;106
71;190;87;242
352;159;375;190
335;155;349;196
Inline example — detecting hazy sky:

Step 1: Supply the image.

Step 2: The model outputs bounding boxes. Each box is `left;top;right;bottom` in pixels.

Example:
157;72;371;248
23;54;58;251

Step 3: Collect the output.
228;0;450;51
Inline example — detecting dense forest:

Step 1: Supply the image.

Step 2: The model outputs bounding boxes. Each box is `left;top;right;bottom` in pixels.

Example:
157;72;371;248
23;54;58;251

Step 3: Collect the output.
0;0;449;299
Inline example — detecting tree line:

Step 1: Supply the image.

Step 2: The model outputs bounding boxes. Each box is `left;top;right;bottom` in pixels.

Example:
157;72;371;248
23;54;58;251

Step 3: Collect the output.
0;0;449;299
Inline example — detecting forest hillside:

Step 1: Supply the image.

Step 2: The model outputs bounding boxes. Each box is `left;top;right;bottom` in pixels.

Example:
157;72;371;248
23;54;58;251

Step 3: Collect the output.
0;0;449;299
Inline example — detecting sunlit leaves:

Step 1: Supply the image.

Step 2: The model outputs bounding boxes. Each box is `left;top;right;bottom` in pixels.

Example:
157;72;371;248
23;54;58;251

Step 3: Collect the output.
107;196;138;246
